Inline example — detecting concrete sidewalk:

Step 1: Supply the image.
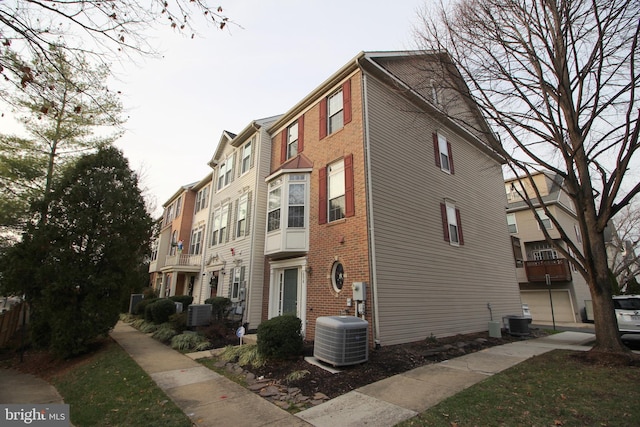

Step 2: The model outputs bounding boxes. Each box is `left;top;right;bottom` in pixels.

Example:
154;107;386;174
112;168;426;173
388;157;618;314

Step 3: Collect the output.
0;368;65;405
109;321;310;427
294;331;595;427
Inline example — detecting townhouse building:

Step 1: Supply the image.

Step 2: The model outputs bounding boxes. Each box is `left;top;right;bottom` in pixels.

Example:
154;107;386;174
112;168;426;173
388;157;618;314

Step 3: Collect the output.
505;171;591;323
149;174;210;298
262;51;523;346
201;116;280;329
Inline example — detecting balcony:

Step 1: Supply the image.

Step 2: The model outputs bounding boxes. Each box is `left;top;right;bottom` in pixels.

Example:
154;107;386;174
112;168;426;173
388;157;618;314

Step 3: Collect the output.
524;259;572;283
163;253;202;272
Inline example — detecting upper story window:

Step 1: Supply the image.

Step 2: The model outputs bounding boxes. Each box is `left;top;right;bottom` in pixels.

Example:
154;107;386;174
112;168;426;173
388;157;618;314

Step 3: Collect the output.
189;227;203;255
328;160;345;222
267;179;282;232
440;201;464;246
169;230;178;255
574;224;582;243
536;208;552;229
217;156;234;191
195;186;209;213
230;266;245;301
287;122;299;159
150;239;159;261
211;205;229;246
328;90;344;135
175;196;182;217
433;132;454;174
288;175;306;227
507;213;518;234
241;140;253;175
236;194;248;238
319;154;355;224
319;79;352;139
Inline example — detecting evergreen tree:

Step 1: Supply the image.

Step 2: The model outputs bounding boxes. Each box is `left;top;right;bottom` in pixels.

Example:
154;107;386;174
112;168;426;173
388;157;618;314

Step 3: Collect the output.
1;146;152;357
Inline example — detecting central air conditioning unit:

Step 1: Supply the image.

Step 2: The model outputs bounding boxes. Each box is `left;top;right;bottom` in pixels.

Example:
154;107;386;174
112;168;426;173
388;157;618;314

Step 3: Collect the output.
314;316;369;366
187;304;212;327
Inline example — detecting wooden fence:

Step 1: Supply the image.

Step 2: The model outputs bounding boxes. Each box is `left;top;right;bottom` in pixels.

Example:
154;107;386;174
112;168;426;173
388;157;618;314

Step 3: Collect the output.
0;302;25;347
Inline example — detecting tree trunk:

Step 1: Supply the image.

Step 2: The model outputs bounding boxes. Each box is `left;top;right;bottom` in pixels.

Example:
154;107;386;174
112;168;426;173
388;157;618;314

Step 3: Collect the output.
586;223;629;353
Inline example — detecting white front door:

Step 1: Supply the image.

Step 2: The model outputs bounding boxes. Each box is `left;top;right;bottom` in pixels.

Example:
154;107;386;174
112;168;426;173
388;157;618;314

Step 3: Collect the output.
279;268;299;316
268;257;307;334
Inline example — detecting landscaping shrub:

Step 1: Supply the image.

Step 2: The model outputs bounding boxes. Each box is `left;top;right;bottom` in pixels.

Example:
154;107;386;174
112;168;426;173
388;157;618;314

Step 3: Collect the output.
205;297;232;320
149;299;176;324
152;324;177;343
256;314;303;360
135;297;158;316
169;312;187;333
170;332;211;351
169;295;193;310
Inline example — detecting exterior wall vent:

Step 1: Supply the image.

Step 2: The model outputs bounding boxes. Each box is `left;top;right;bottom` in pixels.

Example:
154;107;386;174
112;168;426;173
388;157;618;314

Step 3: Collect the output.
187;304;212;327
313;316;369;366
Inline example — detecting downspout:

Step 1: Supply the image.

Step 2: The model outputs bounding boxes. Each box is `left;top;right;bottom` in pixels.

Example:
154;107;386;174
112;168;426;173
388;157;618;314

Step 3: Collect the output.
360;65;382;347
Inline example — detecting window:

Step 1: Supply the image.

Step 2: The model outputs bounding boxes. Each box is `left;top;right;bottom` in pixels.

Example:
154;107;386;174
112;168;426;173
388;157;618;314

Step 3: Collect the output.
574;224;582;244
189;227;203;255
440;202;464;245
151;239;158;261
230;266;245;301
169;230;178;255
241;140;252;174
331;262;345;292
433;133;454;173
236;194;248;238
533;248;558;260
217;156;234;190
287;122;298;159
328;160;345;222
319;154;355;224
288;179;305;228
536;208;552;229
328;90;344;135
195;186;209;212
319;79;351;139
267;180;282;232
507;213;518;234
175;196;182;217
211;205;229;245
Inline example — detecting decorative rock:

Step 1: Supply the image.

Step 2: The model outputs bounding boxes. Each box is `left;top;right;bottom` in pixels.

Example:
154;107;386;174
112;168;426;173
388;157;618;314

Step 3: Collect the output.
313;392;328;401
259;385;281;397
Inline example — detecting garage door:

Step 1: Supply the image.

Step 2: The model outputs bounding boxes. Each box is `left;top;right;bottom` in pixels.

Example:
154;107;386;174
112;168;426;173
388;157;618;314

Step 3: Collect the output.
521;290;576;323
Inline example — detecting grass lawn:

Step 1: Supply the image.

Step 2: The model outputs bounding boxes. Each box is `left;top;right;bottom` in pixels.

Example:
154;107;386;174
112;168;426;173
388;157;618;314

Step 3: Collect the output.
398;349;640;427
51;340;192;427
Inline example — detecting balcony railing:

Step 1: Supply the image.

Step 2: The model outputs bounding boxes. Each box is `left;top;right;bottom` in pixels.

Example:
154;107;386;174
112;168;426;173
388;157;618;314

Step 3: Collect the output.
524;259;572;283
165;253;202;268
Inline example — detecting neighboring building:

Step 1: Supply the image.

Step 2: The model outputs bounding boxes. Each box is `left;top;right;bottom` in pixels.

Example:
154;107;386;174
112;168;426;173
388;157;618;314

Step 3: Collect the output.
505;171;591;323
605;224;640;294
262;51;523;346
201;116;280;329
148;180;201;298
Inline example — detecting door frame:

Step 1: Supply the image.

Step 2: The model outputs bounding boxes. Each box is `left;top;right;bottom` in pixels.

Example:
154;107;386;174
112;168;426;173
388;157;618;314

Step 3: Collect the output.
268;256;307;334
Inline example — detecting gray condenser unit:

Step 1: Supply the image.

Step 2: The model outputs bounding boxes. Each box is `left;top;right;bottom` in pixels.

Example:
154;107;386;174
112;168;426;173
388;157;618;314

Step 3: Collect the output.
187;304;212;327
314;316;369;366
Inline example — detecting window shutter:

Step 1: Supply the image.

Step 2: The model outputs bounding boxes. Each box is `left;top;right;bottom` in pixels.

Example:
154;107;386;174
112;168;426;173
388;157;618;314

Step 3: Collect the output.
456;208;464;245
344;154;355;217
245;192;252;237
298;114;305;152
231;199;238;240
433;133;441;168
280;130;287;163
440;203;450;242
343;79;352;124
250;138;256;169
225;207;232;243
448;142;455;174
319;98;327;140
319;167;328;224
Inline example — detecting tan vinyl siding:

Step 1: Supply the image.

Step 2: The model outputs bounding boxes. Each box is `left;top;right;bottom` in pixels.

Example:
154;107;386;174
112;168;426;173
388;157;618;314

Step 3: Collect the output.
365;75;522;345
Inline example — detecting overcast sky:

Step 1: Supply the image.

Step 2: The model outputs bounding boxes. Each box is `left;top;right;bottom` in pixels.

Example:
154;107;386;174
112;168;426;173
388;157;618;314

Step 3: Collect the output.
97;1;424;216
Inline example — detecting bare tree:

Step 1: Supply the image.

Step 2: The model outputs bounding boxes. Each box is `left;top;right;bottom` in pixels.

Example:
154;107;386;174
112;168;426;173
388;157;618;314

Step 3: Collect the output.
0;0;229;94
415;0;639;354
608;203;640;293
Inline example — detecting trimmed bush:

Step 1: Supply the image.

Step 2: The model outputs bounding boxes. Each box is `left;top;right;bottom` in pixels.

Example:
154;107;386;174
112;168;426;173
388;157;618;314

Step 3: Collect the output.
169;295;193;310
205;297;232;320
149;299;177;324
135;297;158;316
169;312;187;333
256;315;303;360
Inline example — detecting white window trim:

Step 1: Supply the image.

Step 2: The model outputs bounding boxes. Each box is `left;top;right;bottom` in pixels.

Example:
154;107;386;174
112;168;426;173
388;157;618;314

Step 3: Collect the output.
236;194;248;238
445;201;460;246
328;159;345;223
507;213;518;234
241;141;252;175
536;208;553;230
437;133;451;173
287;122;298;160
328;89;344;135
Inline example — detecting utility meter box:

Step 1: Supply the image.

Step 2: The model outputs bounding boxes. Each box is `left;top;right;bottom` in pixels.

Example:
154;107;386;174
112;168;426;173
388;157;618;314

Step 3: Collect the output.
352;282;366;301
